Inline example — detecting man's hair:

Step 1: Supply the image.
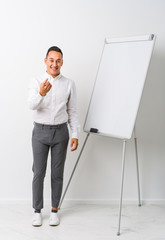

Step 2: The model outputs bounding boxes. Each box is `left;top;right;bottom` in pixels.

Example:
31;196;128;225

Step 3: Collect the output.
46;46;63;58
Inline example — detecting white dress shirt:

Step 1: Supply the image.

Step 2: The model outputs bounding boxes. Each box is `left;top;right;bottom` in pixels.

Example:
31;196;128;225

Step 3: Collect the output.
28;72;80;139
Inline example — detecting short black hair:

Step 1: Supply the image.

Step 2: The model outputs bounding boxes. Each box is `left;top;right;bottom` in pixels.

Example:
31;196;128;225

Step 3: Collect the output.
46;46;63;58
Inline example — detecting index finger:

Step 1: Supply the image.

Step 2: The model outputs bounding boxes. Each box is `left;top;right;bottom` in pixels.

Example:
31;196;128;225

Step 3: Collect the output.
44;78;48;84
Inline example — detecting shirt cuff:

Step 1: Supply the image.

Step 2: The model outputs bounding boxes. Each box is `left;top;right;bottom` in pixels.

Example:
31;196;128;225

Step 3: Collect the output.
71;132;79;139
37;92;45;100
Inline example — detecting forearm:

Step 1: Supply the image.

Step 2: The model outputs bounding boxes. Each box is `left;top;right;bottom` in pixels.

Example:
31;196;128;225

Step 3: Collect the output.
67;80;80;138
68;108;80;139
28;91;44;110
28;78;51;110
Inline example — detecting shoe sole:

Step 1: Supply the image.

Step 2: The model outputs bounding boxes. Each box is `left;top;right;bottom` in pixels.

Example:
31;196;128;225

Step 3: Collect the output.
32;224;42;227
49;223;60;226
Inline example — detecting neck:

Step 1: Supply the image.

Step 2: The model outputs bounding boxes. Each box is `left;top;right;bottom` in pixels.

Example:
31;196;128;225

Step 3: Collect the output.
46;71;60;78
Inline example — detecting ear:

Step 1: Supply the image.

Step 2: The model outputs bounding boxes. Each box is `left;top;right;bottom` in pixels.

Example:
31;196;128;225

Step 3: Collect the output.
61;60;63;66
44;58;47;65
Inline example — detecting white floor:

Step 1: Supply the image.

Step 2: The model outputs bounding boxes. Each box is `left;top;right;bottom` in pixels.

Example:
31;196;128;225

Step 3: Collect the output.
0;203;164;240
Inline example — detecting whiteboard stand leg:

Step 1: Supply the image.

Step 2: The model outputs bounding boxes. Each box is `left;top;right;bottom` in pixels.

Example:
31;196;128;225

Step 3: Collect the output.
133;134;141;207
117;139;127;236
58;133;90;210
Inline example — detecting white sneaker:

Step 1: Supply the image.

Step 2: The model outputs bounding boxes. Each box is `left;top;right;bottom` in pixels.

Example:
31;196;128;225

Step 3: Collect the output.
49;212;60;226
32;212;42;227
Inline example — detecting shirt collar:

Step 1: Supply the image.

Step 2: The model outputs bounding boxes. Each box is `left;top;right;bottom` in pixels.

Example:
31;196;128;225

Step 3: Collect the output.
44;72;62;84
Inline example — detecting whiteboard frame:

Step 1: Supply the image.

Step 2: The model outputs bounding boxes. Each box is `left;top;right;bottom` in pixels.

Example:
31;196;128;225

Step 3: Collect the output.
83;34;156;139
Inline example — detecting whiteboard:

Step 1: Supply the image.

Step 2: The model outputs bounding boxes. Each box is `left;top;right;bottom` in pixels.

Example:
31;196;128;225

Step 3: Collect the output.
84;35;156;139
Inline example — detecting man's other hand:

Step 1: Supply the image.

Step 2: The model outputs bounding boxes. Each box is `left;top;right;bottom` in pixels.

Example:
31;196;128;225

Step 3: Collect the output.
40;79;52;96
70;138;78;151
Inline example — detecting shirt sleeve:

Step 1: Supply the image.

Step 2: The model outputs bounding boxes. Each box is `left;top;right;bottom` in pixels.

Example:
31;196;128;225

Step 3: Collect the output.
27;77;45;110
67;80;80;139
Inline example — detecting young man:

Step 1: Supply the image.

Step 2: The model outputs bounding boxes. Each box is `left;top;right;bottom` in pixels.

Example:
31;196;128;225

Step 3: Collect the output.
28;46;80;227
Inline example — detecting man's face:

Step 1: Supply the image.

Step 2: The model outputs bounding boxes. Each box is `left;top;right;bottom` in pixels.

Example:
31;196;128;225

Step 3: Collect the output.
44;51;63;78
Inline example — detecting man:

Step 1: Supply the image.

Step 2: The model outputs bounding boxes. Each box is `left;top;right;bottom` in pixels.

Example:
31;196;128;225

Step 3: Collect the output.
28;46;80;227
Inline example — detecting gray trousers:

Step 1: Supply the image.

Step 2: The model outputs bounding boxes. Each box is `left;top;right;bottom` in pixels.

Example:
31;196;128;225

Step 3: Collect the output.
32;122;69;210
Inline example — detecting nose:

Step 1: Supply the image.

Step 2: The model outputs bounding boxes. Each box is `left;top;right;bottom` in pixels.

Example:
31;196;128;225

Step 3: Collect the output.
53;61;57;67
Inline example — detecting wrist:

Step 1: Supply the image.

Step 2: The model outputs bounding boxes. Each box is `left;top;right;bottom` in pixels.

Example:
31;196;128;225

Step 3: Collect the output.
39;91;46;96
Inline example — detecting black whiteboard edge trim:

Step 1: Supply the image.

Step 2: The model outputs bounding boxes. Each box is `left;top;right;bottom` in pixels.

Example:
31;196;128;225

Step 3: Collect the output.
105;34;155;44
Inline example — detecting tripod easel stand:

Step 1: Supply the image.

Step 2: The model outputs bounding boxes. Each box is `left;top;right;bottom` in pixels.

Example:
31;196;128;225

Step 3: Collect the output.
59;126;141;236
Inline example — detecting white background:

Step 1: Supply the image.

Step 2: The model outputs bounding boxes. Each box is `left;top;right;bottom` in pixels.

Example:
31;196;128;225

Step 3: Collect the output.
0;0;164;204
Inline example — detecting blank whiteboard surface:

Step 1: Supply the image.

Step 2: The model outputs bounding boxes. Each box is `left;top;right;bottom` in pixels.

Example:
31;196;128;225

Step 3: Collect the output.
84;35;156;139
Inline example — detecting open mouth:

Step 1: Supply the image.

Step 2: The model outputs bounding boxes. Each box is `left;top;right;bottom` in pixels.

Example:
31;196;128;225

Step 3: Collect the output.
51;67;58;71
